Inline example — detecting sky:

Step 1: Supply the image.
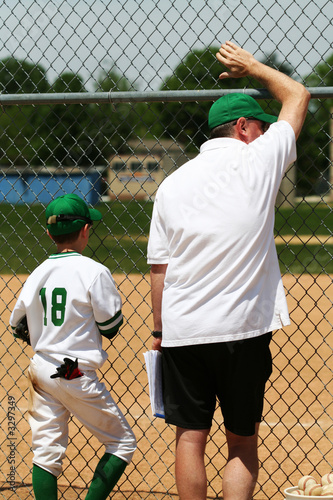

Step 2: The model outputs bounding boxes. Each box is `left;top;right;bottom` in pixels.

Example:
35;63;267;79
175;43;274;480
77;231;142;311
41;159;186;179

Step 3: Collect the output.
0;0;332;91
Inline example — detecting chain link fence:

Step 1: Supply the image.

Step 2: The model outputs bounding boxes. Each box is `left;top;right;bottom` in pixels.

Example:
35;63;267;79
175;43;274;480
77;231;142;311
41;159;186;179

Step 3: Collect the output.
0;0;332;498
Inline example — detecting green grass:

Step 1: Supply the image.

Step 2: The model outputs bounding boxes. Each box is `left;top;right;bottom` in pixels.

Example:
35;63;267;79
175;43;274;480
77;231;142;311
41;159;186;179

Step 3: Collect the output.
274;202;333;274
276;244;333;274
0;200;153;274
274;202;333;236
0;200;332;275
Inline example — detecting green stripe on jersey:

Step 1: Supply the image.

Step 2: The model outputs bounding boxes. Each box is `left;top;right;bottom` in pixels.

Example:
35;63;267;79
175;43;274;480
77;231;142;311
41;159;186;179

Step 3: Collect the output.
97;310;123;338
49;252;81;259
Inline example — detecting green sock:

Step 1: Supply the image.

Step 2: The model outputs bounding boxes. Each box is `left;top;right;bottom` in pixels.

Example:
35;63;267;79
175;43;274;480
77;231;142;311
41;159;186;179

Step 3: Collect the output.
85;453;127;500
32;464;57;500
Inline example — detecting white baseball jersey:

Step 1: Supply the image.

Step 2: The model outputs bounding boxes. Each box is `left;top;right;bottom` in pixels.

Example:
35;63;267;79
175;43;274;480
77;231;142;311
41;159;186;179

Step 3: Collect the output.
147;120;296;347
10;252;123;370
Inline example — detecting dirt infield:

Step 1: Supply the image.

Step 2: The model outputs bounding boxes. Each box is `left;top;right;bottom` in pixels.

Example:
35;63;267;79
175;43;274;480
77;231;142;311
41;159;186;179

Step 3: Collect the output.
0;273;332;499
274;235;333;245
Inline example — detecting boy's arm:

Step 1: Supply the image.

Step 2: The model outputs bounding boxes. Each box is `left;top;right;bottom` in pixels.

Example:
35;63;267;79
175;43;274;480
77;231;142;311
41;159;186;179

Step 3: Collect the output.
91;268;124;339
96;310;123;339
10;293;30;344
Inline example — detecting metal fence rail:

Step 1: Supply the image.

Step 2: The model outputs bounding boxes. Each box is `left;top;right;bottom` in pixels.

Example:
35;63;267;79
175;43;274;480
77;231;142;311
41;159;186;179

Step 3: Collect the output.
0;1;332;499
0;87;333;105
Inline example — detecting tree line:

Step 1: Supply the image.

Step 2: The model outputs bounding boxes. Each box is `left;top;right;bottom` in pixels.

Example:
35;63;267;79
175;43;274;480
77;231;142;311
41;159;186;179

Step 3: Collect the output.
0;47;332;195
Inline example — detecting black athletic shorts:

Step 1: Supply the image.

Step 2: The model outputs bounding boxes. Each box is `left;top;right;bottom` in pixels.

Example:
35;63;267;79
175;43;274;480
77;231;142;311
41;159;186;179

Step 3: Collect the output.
162;332;272;436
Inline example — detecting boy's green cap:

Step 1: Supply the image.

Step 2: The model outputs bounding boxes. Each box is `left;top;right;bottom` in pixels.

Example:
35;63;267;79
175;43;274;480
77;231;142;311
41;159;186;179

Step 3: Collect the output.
46;194;102;236
208;93;277;130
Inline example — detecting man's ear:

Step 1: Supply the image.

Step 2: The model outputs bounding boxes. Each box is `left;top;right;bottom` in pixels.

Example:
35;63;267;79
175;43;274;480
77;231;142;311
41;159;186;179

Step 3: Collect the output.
235;116;247;142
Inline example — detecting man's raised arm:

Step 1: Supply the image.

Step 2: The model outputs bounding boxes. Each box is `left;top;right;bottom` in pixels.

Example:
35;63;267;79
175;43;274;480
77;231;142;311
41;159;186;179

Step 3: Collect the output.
216;41;310;139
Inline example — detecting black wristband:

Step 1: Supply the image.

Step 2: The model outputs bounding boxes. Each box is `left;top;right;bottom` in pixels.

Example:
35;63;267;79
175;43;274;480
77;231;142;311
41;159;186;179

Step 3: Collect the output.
152;330;162;338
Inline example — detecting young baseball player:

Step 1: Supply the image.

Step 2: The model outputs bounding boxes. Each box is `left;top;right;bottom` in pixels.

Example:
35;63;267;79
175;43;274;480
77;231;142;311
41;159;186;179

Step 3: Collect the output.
10;193;136;500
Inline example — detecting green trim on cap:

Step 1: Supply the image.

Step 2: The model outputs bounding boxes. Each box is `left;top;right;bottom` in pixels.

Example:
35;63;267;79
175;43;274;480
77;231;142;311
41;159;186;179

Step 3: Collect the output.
208;93;277;130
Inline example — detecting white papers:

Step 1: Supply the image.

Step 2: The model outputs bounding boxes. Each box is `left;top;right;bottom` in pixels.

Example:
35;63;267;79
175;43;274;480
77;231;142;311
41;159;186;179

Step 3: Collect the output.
143;350;165;419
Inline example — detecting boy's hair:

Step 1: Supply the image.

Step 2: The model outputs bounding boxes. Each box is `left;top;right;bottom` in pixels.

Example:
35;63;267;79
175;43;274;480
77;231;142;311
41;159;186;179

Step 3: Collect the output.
50;228;82;244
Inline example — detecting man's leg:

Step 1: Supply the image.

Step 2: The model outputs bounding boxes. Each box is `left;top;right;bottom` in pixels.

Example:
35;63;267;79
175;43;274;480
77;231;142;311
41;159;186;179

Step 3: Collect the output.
222;423;260;500
175;427;210;500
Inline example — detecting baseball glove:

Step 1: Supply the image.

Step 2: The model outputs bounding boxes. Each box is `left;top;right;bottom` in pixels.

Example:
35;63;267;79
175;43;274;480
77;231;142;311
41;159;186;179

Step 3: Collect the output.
50;358;83;380
13;316;30;345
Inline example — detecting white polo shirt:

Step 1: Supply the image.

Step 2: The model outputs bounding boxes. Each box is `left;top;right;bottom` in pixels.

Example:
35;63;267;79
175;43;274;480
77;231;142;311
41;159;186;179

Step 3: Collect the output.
147;120;296;347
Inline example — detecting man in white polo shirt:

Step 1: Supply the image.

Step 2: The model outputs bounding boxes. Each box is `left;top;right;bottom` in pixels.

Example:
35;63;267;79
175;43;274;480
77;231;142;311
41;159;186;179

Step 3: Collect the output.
147;41;310;500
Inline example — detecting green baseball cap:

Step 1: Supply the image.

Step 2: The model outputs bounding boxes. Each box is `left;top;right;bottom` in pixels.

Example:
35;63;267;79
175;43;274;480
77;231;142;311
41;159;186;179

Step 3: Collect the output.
208;93;277;130
46;194;102;236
